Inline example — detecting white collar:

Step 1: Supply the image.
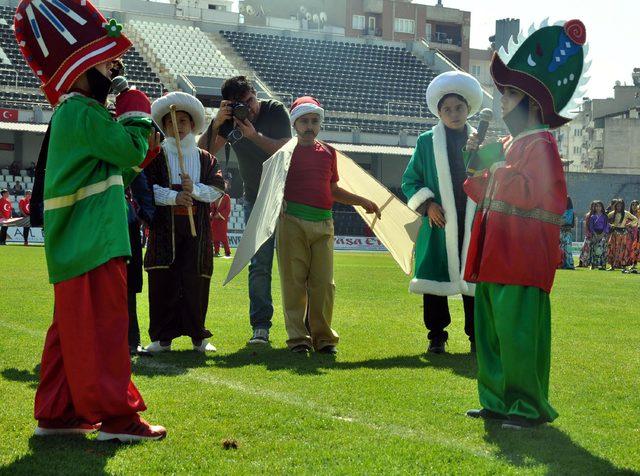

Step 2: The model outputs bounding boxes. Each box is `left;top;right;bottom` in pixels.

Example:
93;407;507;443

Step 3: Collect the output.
162;133;198;156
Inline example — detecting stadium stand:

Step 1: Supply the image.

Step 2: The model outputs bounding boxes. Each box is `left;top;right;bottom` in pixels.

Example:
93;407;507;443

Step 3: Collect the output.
129;20;238;80
0;7;40;90
220;31;438;119
0;6;164;111
323;116;430;136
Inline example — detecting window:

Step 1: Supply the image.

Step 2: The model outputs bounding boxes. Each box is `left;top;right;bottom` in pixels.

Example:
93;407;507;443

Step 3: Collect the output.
471;65;481;77
394;18;415;34
368;16;376;31
352;15;365;30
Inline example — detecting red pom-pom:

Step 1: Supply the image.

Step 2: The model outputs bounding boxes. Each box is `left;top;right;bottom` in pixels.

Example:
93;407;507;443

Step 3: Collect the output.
564;19;586;45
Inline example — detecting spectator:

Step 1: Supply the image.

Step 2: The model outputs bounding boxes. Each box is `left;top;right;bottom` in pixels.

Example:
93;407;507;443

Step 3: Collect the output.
12;182;24;196
210;184;232;258
198;75;292;345
27;161;36;178
9;160;20;177
623;200;639;274
0;189;10;245
607;199;638;270
19;190;31;246
578;200;609;270
558;196;575;269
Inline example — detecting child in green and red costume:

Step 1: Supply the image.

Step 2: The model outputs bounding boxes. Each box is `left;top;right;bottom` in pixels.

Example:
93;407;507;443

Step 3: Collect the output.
15;0;166;441
463;19;590;429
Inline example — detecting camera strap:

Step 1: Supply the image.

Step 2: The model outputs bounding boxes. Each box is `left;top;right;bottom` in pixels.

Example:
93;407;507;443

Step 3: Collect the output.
224;141;231;170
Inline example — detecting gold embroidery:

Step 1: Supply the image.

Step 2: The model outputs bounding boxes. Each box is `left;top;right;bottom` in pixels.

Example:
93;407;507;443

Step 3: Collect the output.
480;199;563;226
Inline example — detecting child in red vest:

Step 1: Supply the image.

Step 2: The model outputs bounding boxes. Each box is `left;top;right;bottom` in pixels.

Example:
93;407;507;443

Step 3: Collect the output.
278;97;380;354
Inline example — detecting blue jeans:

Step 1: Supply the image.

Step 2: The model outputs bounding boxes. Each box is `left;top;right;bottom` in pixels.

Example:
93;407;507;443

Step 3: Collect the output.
244;202;275;330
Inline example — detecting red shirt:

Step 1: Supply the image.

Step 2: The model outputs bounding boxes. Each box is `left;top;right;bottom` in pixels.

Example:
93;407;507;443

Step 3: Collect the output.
463;130;567;293
0;197;11;219
19;197;30;216
284;141;339;210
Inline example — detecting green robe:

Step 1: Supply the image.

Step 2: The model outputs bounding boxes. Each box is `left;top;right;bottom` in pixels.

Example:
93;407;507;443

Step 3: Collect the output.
43;94;152;283
402;121;477;296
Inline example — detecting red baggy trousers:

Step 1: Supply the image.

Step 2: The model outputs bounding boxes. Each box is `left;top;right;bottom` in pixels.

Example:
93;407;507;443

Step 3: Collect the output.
34;258;146;424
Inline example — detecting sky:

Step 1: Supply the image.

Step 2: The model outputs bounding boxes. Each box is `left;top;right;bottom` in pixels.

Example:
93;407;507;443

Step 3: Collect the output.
413;0;637;99
227;0;637;100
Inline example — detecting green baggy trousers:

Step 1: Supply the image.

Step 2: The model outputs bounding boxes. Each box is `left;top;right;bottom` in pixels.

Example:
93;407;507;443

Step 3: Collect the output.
474;282;559;422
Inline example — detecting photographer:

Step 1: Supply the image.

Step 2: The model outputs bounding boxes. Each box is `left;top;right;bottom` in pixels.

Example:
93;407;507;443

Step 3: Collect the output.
199;76;291;345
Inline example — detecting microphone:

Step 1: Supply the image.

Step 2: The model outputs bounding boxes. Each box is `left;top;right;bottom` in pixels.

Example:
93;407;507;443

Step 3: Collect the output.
466;108;494;176
111;75;129;95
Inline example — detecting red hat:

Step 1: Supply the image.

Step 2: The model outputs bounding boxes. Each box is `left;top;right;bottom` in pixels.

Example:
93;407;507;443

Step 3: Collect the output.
115;88;151;122
14;0;132;106
289;96;324;125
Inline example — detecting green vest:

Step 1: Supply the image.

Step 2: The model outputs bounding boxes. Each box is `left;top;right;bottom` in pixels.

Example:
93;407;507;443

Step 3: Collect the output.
43;94;152;283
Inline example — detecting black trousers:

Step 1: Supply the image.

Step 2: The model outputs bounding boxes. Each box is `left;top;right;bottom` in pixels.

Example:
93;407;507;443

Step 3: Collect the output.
0;226;7;243
147;216;212;343
423;293;475;342
128;290;141;348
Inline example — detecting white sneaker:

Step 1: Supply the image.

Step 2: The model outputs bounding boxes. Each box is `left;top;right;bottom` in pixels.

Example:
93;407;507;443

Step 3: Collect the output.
222;255;232;259
248;328;269;345
145;341;171;353
193;339;217;352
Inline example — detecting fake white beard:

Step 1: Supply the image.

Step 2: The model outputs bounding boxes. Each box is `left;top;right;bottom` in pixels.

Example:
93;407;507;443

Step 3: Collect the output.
162;133;198;156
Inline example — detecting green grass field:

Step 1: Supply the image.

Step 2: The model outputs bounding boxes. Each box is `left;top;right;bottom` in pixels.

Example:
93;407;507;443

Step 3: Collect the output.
0;245;638;475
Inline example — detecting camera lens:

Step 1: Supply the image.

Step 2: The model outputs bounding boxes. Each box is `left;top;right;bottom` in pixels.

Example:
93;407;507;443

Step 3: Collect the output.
233;103;249;121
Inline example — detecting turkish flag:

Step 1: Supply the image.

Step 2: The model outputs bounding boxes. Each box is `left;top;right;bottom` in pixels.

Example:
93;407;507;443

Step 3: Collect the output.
0;109;18;122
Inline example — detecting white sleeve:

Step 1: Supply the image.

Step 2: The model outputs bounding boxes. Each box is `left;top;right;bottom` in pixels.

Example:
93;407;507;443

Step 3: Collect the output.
191;183;221;203
153;184;178;206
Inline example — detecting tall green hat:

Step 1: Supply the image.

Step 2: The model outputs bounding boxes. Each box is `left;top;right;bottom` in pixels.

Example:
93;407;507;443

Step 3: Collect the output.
490;18;590;129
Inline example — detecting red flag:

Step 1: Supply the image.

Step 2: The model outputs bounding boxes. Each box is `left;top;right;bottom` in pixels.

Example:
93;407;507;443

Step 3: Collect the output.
0;108;18;122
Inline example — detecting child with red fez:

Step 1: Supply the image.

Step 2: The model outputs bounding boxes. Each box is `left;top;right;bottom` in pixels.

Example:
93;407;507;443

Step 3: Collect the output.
463;19;589;429
278;97;380;354
14;0;166;441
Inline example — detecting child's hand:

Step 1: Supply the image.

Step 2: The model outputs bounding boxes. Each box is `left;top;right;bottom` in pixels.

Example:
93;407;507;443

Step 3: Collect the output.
176;191;193;207
180;174;194;194
361;199;381;219
148;130;162;150
427;202;446;228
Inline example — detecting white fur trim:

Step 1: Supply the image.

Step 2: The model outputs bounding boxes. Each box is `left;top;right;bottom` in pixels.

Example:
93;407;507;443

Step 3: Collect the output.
409;278;460;296
407;187;434;212
117;111;152;122
426;71;484;118
151;92;206;134
290;103;324;125
417;121;477;297
459;196;478;296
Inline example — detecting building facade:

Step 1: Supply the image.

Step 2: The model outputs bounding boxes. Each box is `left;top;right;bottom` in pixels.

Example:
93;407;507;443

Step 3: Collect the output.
239;0;470;69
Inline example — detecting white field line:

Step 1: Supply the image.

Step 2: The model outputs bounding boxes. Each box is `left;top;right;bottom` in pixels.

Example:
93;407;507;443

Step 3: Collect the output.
0;319;495;461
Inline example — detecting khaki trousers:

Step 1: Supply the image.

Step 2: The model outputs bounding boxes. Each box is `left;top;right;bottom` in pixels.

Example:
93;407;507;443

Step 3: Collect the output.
277;214;339;350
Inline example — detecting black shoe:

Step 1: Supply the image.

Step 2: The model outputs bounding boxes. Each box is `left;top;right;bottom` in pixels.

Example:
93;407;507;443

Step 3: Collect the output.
428;339;447;354
318;345;338;355
291;344;311;353
501;416;539;430
466;409;506;421
470;341;476;353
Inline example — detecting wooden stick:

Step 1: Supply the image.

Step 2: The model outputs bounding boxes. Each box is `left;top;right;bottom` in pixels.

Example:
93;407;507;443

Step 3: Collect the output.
169;105;197;237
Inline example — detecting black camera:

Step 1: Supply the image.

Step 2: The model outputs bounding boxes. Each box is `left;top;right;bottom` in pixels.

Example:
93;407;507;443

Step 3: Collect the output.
219;102;250;141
